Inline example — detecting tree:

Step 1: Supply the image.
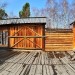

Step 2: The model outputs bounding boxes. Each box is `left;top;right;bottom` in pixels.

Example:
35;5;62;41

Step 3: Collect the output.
0;8;8;19
33;0;73;29
46;0;58;28
19;2;30;18
60;0;69;28
71;0;75;21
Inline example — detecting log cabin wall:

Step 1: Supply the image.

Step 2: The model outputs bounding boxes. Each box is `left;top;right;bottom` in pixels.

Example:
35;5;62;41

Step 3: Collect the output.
8;24;45;50
73;25;75;49
45;29;73;51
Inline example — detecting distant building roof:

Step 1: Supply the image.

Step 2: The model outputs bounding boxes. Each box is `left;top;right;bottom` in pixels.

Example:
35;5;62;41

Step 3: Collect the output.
0;17;46;25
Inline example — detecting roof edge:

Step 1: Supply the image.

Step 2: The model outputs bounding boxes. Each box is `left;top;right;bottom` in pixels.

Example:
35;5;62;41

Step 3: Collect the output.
70;21;75;25
0;17;46;20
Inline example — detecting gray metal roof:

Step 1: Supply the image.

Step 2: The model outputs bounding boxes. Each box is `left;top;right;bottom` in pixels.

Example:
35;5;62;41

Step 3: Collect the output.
0;17;46;25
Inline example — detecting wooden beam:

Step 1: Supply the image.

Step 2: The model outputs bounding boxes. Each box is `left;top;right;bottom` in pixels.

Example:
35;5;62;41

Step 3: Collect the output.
8;36;46;38
10;36;43;49
12;27;24;36
27;38;41;49
11;38;25;48
26;26;41;36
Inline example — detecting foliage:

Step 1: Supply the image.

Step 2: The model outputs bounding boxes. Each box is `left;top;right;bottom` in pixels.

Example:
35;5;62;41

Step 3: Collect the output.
0;8;8;19
19;2;30;18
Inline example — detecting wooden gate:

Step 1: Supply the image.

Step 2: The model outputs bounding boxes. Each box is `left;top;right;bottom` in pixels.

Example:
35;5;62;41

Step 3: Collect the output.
8;24;45;50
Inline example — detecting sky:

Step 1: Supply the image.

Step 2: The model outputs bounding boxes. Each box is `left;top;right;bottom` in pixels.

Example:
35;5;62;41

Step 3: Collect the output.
0;0;73;17
0;0;46;17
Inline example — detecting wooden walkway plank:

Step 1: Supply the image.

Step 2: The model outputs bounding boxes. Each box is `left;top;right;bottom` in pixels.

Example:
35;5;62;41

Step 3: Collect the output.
43;65;54;75
0;51;75;75
5;52;21;63
29;52;39;64
64;65;75;75
41;52;45;64
11;52;26;63
70;64;75;69
37;52;41;65
0;70;9;75
18;52;28;63
0;63;7;71
32;57;37;64
6;52;23;63
24;52;37;64
55;65;69;75
29;65;37;75
15;64;23;75
16;53;28;64
48;66;54;75
7;63;17;72
28;57;35;64
52;52;62;65
27;52;38;64
24;52;35;64
60;58;75;75
35;65;42;75
20;65;28;75
45;65;51;75
44;53;48;64
43;65;48;75
8;64;22;75
3;63;14;71
0;63;11;73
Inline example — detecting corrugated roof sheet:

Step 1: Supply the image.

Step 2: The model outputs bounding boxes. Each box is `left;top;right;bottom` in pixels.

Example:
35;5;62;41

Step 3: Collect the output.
0;17;46;25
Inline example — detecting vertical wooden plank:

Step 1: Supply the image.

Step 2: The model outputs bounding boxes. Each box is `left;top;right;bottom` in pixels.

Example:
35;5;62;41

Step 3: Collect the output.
12;26;15;48
42;25;45;51
14;26;17;48
8;26;10;48
19;25;22;48
37;24;42;49
17;25;20;48
34;26;36;49
17;25;19;48
22;25;24;48
21;25;24;48
27;25;29;48
26;26;28;48
9;26;11;47
29;26;35;48
9;26;15;48
35;25;39;48
40;25;42;49
33;26;35;48
29;26;31;48
24;26;26;48
2;31;4;45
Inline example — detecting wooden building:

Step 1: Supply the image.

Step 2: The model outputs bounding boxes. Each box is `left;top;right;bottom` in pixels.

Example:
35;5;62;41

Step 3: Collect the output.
0;17;46;50
45;29;73;51
70;21;75;50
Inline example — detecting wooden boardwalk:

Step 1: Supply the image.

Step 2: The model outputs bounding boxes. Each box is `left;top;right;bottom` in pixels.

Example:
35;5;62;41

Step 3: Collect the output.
0;50;75;75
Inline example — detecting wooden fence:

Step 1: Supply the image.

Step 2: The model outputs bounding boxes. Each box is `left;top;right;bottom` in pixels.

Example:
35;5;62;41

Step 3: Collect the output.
45;29;73;51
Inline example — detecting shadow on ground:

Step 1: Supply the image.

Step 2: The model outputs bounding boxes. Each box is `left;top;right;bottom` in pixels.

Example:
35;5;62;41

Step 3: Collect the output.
0;47;21;65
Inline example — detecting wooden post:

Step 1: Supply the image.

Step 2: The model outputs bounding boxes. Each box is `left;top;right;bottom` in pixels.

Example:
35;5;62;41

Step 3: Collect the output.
2;31;4;45
42;24;45;51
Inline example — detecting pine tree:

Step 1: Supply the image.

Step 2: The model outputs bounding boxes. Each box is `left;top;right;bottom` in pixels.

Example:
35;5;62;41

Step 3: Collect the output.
19;2;30;18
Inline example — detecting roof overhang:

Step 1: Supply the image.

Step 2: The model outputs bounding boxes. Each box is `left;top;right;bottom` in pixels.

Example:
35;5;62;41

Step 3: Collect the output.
0;17;46;25
70;21;75;25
